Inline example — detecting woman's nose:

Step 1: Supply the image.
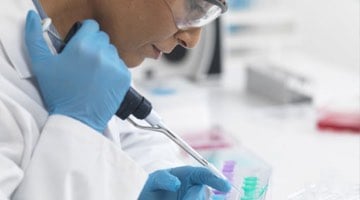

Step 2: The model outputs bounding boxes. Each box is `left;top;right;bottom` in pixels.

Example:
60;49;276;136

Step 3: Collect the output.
174;28;202;48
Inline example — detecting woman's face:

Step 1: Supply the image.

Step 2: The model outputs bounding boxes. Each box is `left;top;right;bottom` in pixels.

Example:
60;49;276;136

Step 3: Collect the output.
95;0;202;67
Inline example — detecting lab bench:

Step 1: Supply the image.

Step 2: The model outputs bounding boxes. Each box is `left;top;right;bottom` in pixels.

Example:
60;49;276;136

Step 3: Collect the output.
133;53;359;199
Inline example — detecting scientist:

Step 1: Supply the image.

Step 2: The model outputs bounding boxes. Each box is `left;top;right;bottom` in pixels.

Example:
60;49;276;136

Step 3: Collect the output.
0;0;231;199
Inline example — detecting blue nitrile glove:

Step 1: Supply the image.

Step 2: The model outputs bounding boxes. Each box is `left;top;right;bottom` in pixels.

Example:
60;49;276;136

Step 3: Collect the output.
25;11;130;133
139;166;231;200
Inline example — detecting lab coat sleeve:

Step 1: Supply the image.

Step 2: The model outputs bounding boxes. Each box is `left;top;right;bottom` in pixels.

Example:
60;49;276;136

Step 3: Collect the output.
119;121;186;173
12;114;149;200
0;97;25;200
0;93;148;200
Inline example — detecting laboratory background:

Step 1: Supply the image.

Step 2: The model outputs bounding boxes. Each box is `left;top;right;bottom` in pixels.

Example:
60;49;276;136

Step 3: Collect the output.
131;0;360;199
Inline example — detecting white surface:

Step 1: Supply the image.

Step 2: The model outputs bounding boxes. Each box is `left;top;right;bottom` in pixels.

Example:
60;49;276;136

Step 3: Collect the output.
134;53;360;199
222;54;359;200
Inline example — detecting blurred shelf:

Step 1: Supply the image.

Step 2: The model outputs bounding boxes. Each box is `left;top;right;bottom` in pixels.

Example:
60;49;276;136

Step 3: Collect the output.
224;33;299;50
222;6;299;53
224;7;295;26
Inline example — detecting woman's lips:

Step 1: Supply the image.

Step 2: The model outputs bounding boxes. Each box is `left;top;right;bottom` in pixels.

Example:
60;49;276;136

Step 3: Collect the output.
152;45;163;59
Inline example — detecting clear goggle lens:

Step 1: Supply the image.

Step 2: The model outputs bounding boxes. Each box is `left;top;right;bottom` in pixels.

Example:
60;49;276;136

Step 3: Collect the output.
168;0;228;30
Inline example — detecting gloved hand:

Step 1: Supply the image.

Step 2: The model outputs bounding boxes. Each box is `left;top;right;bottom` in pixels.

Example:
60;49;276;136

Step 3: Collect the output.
25;11;130;133
139;166;231;200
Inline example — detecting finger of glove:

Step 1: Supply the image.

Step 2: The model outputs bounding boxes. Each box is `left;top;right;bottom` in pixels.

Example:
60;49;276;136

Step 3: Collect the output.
190;168;231;193
67;19;100;46
95;31;110;46
147;170;181;192
106;44;121;63
25;10;53;62
182;185;206;200
87;31;112;56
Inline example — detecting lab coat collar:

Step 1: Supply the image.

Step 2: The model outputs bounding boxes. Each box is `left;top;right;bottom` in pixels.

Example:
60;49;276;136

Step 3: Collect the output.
0;0;37;79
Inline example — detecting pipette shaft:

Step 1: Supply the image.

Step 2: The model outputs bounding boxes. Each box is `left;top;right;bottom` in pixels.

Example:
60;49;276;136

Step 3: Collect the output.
144;112;241;192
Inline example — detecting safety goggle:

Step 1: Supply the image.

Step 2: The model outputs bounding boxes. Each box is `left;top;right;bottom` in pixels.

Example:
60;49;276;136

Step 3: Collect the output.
163;0;228;30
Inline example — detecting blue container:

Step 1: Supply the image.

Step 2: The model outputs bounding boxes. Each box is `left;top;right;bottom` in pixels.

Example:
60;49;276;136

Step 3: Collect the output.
227;0;252;10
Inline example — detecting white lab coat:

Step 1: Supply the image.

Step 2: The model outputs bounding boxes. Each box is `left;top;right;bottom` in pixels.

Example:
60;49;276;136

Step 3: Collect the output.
0;0;183;199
